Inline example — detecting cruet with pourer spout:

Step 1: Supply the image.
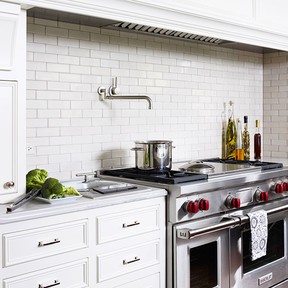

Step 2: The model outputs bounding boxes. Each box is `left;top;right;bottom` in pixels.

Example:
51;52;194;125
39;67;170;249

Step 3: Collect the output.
226;100;237;159
221;102;227;159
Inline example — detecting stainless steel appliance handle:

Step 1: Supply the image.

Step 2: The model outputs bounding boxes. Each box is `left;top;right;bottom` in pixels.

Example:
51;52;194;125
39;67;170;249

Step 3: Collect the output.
177;204;288;240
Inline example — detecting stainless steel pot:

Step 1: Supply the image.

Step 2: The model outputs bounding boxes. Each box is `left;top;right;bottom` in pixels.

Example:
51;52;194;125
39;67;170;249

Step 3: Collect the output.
131;140;173;171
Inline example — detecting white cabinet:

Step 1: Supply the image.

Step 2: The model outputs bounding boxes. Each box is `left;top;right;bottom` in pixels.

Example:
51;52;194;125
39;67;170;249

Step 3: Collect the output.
94;197;165;287
0;1;20;71
2;259;88;288
0;197;166;288
0;2;26;204
0;82;18;197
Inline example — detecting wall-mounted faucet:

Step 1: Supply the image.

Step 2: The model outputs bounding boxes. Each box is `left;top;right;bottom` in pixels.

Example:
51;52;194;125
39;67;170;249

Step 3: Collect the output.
98;77;153;109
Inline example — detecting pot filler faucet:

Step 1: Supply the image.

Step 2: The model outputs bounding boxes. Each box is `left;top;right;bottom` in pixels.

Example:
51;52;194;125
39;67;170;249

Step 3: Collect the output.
97;77;153;109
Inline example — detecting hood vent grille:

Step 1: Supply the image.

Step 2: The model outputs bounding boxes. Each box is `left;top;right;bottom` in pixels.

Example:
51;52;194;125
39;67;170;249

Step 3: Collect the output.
113;22;225;45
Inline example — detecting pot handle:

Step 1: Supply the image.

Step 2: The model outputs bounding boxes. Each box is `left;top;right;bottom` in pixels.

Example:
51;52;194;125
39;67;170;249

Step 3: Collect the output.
131;147;145;151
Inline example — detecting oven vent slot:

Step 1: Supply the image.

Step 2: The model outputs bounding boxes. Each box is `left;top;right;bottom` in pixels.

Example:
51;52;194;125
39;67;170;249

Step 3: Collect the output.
113;22;225;45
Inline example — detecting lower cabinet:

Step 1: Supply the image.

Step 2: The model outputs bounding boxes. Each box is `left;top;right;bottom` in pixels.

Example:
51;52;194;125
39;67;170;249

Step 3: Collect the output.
2;259;88;288
0;196;166;288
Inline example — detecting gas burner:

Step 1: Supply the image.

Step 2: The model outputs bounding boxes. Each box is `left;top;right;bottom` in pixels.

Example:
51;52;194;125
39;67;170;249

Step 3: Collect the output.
101;168;208;184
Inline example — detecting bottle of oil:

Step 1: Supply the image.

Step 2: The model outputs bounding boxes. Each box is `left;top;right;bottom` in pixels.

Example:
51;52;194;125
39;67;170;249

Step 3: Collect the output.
254;120;261;161
226;101;237;159
242;116;250;160
221;102;227;159
235;118;244;160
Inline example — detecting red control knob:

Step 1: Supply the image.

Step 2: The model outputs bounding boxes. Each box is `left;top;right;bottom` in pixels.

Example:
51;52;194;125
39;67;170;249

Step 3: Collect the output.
185;201;199;214
259;191;269;202
198;199;209;211
231;198;241;209
275;183;284;193
226;195;241;209
282;182;288;192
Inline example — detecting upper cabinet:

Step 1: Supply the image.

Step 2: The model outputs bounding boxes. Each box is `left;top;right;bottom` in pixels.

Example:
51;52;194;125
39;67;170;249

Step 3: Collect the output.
0;1;20;71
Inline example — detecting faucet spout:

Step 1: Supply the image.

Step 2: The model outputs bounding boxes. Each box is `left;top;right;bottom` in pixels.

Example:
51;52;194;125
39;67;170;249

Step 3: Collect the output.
98;86;153;109
105;94;152;109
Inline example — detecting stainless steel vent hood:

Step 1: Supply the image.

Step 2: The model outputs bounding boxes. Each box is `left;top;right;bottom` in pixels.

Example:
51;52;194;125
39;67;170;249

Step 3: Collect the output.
27;7;278;53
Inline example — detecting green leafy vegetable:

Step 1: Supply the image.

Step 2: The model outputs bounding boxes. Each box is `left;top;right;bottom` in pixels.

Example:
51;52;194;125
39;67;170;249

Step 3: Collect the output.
26;168;81;199
41;178;66;199
63;186;80;196
26;169;48;192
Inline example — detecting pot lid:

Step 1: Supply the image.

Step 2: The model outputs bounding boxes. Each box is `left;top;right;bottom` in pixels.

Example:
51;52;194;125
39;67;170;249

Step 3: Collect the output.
135;140;173;144
179;162;215;174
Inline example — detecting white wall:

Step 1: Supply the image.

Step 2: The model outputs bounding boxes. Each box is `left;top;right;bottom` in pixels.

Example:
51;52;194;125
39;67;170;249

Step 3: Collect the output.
26;17;263;180
263;52;288;159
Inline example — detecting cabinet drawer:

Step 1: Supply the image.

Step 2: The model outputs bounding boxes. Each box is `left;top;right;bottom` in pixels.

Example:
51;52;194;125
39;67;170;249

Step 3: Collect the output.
3;259;88;288
96;205;160;243
97;240;159;282
3;219;88;267
114;273;160;288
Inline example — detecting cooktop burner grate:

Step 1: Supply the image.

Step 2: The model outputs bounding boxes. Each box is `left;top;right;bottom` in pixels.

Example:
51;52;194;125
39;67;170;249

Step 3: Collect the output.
101;168;208;184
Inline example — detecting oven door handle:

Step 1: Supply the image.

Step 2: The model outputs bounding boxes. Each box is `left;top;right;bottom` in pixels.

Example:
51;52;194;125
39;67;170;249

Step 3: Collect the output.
177;203;288;240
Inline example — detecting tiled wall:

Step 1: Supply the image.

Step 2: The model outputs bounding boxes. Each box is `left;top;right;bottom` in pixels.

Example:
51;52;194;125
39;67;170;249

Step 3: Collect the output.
263;52;288;159
26;17;263;180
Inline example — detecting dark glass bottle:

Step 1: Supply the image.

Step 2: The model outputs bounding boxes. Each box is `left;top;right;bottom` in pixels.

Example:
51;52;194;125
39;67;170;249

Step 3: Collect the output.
254;120;261;161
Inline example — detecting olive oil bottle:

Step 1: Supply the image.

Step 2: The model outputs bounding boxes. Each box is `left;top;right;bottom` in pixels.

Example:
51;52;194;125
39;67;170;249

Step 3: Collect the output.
226;101;237;159
235;118;244;160
221;102;227;159
242;116;250;160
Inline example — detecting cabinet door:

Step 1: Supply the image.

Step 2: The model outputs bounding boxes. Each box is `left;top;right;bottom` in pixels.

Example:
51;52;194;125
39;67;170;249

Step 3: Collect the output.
0;2;20;70
0;81;18;195
2;259;88;288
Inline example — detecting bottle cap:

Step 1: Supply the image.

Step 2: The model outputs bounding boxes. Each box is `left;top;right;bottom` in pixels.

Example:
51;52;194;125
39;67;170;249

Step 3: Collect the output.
256;120;260;128
244;116;248;123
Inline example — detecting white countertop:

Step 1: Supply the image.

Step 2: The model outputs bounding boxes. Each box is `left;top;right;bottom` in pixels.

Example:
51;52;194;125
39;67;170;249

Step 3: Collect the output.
0;185;167;224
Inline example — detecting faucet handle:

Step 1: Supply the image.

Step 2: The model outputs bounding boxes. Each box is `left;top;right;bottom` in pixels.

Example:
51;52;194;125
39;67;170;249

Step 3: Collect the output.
76;172;98;183
109;77;121;95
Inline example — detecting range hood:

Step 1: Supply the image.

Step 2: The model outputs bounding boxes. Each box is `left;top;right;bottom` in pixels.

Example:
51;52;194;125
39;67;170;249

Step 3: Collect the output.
27;7;278;53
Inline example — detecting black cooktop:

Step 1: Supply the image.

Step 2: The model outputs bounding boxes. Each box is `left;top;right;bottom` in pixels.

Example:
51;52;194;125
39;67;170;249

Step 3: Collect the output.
101;168;208;184
202;158;283;171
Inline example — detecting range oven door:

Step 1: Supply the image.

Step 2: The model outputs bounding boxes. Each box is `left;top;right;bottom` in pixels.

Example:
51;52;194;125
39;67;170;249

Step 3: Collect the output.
230;210;288;288
174;203;288;288
174;217;230;288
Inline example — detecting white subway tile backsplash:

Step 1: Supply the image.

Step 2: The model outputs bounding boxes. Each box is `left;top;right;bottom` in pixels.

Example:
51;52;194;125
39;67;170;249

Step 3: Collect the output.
27;17;265;177
37;128;60;137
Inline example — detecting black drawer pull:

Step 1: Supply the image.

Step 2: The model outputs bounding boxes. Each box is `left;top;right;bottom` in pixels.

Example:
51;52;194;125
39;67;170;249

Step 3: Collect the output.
123;256;140;265
38;238;60;247
122;221;140;228
39;280;60;288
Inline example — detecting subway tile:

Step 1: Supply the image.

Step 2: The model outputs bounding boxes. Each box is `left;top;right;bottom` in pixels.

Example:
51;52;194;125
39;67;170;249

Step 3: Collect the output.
27;17;279;178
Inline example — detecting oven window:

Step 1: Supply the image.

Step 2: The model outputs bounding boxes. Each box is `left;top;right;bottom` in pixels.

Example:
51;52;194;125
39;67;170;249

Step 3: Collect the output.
243;220;284;274
190;241;217;288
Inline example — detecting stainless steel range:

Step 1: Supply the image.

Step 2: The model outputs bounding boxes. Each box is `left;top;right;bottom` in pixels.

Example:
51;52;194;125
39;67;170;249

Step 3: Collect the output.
101;158;288;288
